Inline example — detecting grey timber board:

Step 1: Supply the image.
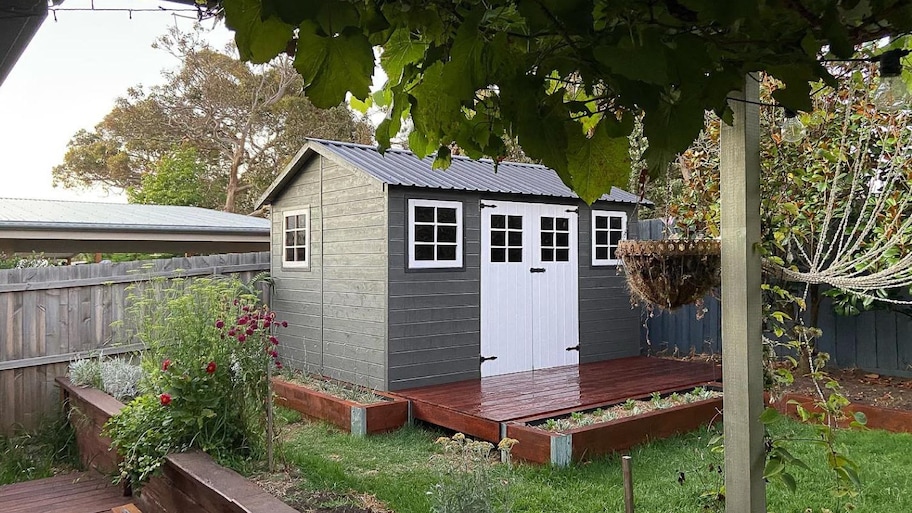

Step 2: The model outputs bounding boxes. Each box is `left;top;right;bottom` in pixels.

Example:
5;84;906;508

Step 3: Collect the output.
269;154;389;389
387;187;482;390
578;203;641;362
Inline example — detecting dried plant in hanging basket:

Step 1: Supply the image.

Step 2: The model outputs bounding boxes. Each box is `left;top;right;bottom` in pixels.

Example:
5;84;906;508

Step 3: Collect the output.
616;239;721;310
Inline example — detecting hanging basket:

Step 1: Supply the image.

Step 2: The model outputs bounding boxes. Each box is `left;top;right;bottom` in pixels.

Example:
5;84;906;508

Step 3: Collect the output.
616;239;721;310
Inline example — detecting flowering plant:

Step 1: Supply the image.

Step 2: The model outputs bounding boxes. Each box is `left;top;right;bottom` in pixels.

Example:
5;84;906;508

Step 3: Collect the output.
104;275;285;486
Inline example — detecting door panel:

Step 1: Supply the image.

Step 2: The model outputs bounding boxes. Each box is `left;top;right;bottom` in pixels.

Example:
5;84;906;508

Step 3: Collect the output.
481;200;580;377
481;201;534;376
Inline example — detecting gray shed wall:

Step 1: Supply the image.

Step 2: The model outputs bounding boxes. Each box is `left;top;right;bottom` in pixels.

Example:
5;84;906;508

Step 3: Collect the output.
270;154;388;390
387;189;642;390
387;188;482;390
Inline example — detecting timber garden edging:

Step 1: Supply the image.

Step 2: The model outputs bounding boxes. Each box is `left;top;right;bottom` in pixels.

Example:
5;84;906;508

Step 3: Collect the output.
773;393;912;434
506;395;724;466
271;377;409;436
56;377;297;513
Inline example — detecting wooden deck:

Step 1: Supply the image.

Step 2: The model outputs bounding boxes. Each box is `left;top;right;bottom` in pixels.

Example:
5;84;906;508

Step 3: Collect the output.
0;471;129;513
393;356;722;441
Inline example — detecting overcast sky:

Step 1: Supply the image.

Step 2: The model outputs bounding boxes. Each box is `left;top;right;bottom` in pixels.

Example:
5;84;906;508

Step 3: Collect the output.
0;0;232;202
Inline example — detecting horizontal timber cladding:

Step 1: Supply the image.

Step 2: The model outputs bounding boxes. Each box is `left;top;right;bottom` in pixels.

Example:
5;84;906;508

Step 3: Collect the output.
386;188;642;390
270;154;389;388
577;202;642;363
387;188;482;390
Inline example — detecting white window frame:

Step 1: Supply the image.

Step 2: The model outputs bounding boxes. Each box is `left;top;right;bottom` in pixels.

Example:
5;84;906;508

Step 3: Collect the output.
282;207;311;269
407;199;463;269
591;210;628;266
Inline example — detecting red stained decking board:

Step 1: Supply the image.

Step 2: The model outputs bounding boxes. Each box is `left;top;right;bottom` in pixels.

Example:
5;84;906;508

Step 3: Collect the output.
393;356;721;441
0;472;128;513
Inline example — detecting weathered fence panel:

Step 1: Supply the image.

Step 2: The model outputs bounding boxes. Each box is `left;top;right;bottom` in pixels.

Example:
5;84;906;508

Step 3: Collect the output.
638;220;912;377
0;252;270;434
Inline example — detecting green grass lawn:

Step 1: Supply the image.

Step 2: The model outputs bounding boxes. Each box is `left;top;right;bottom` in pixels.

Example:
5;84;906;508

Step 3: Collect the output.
0;415;78;486
275;411;912;513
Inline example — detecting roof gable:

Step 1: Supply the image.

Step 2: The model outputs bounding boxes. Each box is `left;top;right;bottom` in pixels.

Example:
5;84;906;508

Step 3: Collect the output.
257;139;644;208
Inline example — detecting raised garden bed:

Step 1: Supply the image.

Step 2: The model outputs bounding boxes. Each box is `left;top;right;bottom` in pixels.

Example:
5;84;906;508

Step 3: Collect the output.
773;392;912;434
272;376;408;436
506;388;724;466
56;377;297;513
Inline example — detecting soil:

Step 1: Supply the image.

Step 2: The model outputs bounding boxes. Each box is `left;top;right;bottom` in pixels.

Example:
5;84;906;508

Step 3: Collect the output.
788;367;912;411
252;468;392;513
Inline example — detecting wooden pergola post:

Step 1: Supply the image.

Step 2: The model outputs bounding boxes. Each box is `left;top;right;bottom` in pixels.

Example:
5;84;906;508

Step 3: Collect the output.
721;74;766;512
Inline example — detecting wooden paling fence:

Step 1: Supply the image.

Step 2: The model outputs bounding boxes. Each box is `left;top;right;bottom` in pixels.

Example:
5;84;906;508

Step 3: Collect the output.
637;220;912;378
0;252;269;435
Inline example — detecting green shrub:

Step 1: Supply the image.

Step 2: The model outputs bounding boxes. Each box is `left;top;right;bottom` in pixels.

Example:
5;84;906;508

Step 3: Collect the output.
104;275;284;485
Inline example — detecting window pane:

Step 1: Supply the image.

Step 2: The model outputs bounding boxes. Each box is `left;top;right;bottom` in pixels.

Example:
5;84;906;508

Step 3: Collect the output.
285;216;296;229
415;225;435;242
556;217;569;231
595;216;608;229
285;231;295;246
609;247;618;260
437;207;457;224
437;245;457;261
556;248;569;261
541;232;553;246
438;225;457;243
508;231;522;247
610;232;622;246
296;248;307;261
610;216;622;229
540;217;553;230
492;214;505;229
556;232;569;247
596;247;609;260
285;249;295;261
415;206;435;222
296;214;307;227
491;230;505;246
508;248;522;262
595;231;608;245
541;248;554;261
296;230;307;245
491;248;506;262
415;244;435;260
508;215;522;229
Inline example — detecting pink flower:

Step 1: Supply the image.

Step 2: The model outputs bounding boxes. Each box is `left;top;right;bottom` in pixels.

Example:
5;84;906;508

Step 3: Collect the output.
263;320;271;328
206;361;217;374
246;327;255;336
228;329;236;337
237;316;248;325
162;359;171;371
238;334;247;342
160;393;172;406
215;320;225;329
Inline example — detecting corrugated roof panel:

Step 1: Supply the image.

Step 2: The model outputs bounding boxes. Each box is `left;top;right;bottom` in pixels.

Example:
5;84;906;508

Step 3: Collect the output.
311;139;643;204
0;198;270;233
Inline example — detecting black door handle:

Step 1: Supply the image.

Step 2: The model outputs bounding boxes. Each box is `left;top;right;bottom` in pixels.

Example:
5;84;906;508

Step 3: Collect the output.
566;345;580;351
530;268;546;273
480;355;498;363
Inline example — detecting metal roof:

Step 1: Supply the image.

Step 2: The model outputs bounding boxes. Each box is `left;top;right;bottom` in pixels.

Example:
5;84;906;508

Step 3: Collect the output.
0;198;269;255
0;198;269;233
259;139;645;207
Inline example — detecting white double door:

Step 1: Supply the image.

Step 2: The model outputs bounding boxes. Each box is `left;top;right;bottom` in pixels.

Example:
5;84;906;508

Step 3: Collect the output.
480;200;580;377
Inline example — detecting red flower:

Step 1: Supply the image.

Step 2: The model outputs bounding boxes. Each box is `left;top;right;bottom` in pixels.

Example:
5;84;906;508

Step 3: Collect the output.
269;336;279;345
228;329;236;337
274;361;283;369
206;361;217;374
270;350;278;358
237;334;247;342
246;327;255;336
215;320;225;329
160;393;172;406
263;320;271;328
281;321;288;328
237;316;248;326
162;359;171;371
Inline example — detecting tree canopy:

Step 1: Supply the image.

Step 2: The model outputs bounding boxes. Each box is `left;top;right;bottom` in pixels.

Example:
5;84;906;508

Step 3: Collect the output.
54;26;374;213
217;0;912;203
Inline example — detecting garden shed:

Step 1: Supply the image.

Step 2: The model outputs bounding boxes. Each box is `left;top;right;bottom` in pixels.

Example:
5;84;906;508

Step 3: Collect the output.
257;139;643;391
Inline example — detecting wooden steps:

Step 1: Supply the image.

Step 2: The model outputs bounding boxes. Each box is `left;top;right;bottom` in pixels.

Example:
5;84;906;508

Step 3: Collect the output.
0;471;128;513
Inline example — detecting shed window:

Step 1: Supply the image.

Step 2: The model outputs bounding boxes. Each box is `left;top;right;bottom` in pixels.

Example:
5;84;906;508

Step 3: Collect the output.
283;208;310;268
592;210;627;266
408;199;463;269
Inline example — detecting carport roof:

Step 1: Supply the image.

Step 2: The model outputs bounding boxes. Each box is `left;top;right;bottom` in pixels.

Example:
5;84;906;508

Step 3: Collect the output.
0;198;269;255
